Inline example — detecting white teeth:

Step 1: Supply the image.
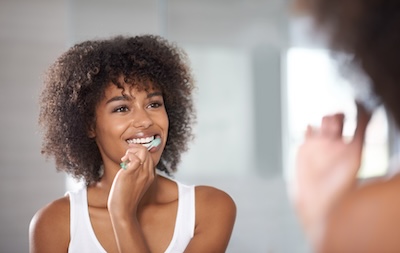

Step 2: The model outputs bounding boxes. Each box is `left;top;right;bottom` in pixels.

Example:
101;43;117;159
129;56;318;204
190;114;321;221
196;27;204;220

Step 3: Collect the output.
127;136;155;144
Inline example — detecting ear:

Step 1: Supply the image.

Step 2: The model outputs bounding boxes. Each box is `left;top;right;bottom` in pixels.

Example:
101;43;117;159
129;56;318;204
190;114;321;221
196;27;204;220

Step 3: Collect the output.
87;123;96;138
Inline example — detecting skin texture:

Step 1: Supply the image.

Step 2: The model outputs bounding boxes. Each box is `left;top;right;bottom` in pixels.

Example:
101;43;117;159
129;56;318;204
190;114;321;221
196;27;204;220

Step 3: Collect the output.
291;0;400;252
29;36;236;253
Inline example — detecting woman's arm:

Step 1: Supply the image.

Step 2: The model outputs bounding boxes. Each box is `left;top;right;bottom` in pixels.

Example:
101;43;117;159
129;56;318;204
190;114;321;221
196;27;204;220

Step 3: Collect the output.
292;102;371;252
107;144;155;253
29;197;70;253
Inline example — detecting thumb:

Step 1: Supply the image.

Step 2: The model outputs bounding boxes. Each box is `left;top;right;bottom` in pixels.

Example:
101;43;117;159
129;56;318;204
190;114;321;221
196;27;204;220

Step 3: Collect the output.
351;101;372;150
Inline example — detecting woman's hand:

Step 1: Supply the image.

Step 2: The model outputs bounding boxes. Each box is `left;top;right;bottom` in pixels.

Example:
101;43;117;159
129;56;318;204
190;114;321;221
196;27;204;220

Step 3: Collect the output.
107;144;155;253
293;102;371;244
108;144;155;218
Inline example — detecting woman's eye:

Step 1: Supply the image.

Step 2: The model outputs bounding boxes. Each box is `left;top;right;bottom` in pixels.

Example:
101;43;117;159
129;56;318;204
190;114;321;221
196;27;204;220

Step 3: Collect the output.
148;102;163;109
113;106;129;112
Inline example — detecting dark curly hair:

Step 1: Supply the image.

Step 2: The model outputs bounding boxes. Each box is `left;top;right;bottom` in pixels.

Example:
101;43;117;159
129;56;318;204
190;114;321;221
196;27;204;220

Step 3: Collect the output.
39;35;196;184
293;0;400;125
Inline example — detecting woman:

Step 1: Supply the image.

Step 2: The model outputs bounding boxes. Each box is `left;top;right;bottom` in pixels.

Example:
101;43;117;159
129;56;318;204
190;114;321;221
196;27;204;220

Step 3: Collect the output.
29;35;236;253
292;0;400;252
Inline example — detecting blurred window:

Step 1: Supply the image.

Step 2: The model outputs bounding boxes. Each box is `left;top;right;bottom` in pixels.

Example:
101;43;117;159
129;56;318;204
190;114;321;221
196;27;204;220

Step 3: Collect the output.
285;47;389;180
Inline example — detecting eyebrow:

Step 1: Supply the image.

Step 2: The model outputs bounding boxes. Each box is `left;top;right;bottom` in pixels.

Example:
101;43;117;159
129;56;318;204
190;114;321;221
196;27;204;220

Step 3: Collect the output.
148;91;163;98
105;91;163;104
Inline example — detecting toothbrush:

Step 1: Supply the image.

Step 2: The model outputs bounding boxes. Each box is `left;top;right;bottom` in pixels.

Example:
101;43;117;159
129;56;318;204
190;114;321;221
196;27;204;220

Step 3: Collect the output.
120;138;162;169
145;138;161;150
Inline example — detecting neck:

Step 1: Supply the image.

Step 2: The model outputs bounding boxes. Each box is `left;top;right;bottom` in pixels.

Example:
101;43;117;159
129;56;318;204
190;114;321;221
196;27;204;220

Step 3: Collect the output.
93;165;160;206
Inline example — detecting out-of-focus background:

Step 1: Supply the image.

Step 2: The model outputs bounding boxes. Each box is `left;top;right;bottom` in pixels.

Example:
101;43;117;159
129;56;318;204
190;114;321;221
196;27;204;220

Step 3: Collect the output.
1;0;395;252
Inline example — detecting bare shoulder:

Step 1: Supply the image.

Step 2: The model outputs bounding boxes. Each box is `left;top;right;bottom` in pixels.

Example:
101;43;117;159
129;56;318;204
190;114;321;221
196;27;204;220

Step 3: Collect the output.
195;185;236;212
194;185;237;229
29;195;70;252
338;174;400;222
321;175;400;253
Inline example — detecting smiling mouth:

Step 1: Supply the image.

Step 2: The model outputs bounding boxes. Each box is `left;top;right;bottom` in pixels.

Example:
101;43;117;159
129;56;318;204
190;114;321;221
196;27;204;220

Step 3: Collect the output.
126;135;156;148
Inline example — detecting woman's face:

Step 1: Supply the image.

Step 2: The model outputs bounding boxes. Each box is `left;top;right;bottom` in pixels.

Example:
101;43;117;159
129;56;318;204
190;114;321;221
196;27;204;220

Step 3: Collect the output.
89;82;169;170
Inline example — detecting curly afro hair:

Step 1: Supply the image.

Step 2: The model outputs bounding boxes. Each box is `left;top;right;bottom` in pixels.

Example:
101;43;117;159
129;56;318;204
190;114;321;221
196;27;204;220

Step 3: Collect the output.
39;35;196;184
293;0;400;125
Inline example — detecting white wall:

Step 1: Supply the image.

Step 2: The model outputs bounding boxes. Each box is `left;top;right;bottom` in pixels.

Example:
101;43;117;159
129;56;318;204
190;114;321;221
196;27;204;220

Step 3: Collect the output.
0;1;68;252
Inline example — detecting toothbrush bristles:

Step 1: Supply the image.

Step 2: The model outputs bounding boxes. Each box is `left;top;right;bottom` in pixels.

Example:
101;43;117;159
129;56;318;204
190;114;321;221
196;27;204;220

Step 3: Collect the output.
147;138;161;150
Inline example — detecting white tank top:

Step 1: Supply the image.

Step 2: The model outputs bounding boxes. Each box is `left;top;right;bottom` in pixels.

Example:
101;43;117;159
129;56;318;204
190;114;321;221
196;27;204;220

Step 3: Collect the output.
66;178;195;253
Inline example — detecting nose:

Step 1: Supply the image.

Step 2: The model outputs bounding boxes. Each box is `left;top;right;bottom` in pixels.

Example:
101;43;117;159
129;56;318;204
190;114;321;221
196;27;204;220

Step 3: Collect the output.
131;108;153;129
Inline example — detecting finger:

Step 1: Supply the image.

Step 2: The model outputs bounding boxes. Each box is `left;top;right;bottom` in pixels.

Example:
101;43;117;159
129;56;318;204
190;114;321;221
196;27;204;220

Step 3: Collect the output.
122;151;143;164
122;145;147;163
121;149;145;170
127;143;148;160
305;125;314;139
320;113;345;138
351;101;372;148
120;157;142;170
